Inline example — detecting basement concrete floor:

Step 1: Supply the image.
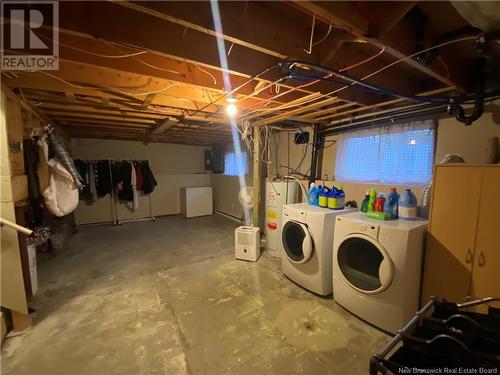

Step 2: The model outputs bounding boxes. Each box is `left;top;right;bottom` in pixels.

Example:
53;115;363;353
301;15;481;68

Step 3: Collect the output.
2;214;389;374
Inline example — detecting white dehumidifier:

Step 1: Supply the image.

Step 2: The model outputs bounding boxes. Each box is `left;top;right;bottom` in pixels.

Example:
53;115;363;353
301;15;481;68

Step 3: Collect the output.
235;226;260;261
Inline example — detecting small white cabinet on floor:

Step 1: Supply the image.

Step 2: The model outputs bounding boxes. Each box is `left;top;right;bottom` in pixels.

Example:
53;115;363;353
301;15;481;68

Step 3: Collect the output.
180;187;213;218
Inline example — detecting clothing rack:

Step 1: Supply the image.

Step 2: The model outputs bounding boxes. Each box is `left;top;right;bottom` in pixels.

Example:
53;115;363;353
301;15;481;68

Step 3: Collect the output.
77;158;156;227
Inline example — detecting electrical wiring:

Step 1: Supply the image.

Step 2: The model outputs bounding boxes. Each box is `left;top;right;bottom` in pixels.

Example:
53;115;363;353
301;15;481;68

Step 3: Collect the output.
130;55;184;76
32;70;178;97
195;65;217;86
186;63;281;117
244;35;480;118
312;25;333;49
35;30;148;58
304;14;316;54
242;47;386;116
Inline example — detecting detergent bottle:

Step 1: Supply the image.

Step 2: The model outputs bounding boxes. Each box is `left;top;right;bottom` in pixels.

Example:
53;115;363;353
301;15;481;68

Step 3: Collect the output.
360;190;370;213
384;188;399;219
399;188;418;220
307;183;317;206
334;186;345;210
367;188;377;212
327;186;338;209
318;186;330;208
374;193;386;212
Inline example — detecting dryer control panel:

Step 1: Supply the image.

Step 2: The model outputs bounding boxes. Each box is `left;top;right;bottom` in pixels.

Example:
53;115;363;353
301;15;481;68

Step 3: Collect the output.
336;217;379;239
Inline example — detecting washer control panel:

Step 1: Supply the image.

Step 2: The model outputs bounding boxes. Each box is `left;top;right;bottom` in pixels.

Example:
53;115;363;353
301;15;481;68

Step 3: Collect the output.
283;206;306;222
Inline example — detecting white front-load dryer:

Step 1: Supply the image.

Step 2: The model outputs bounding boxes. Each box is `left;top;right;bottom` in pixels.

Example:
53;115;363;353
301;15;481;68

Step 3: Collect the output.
281;203;356;296
332;212;428;333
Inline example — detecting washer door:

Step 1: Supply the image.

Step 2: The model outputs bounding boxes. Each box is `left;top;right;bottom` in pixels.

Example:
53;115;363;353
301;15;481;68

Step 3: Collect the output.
282;220;313;264
336;234;393;294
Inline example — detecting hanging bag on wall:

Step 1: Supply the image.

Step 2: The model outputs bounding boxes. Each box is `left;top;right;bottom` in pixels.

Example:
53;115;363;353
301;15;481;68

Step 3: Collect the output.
38;137;79;217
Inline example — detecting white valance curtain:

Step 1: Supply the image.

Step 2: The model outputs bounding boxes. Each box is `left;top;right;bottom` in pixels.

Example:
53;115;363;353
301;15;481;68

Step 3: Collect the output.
334;120;435;185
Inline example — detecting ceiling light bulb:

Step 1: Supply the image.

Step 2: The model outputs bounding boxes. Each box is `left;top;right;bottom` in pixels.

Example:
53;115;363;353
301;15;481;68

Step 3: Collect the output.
226;103;237;116
227;97;237;103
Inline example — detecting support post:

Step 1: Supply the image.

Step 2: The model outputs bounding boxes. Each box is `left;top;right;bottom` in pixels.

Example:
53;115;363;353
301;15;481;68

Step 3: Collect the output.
252;126;261;228
309;124;325;185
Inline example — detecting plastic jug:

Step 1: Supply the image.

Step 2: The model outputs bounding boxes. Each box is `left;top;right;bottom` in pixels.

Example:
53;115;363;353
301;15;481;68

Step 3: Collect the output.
367;188;377;212
374;193;385;212
383;188;399;219
327;186;338;209
360;190;370;213
399;188;418;220
307;183;318;206
334;186;345;210
318;186;330;208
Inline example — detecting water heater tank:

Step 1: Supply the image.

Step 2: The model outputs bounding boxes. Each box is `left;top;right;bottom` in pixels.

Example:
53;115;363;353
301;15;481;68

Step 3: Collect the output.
265;181;299;257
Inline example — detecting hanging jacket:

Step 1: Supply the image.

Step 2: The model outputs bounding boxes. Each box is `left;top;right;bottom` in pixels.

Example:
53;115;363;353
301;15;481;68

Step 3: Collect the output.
117;161;133;202
126;162;139;210
135;161;143;192
140;161;157;194
23;139;42;200
95;160;112;197
38;137;79;217
46;134;84;190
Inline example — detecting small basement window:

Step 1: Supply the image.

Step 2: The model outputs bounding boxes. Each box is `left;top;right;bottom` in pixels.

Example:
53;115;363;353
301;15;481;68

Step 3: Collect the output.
335;120;435;185
224;151;248;176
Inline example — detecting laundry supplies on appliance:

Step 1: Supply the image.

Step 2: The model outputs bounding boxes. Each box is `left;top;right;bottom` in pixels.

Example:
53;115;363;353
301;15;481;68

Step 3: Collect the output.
307;182;320;206
399;188;418;220
384;188;399;219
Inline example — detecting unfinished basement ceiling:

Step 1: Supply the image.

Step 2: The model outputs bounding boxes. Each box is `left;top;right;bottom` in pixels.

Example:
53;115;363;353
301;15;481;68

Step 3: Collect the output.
2;1;499;145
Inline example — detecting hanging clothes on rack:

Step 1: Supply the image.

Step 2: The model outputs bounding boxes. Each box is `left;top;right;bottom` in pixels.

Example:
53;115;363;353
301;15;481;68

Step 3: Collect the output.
116;161;133;202
95;160;112;197
139;161;157;194
89;163;98;201
134;161;143;193
126;161;139;210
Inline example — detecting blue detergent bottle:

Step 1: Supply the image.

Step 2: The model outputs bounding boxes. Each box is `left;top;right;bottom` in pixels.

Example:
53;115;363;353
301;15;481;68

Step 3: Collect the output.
318;186;330;208
335;186;345;210
399;188;418;220
307;182;317;205
384;188;399;219
327;186;338;209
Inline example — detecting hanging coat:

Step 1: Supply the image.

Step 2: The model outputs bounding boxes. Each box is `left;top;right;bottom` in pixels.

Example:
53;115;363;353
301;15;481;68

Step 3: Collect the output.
46;134;84;190
38;137;79;217
140;161;157;194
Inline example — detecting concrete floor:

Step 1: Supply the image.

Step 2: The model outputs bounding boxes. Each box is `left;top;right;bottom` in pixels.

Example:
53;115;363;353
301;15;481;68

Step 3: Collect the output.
2;214;389;374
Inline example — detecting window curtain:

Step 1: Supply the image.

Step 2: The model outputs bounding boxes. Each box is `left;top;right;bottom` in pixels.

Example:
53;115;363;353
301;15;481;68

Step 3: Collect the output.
224;151;248;176
334;120;435;185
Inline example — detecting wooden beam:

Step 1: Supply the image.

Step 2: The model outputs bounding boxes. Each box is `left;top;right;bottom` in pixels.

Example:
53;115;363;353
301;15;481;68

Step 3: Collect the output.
52;2;416;105
379;2;418;34
297;102;358;121
253;97;342;126
293;1;464;91
322;86;455;121
243;92;323;121
115;1;287;59
142;93;156;109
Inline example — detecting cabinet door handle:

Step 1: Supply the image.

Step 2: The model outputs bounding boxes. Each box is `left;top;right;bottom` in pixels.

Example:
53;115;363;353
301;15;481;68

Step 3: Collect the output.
478;251;486;267
465;249;474;264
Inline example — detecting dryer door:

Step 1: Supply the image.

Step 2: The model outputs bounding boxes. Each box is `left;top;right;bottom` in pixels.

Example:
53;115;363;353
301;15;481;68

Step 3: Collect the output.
336;234;393;294
282;220;313;264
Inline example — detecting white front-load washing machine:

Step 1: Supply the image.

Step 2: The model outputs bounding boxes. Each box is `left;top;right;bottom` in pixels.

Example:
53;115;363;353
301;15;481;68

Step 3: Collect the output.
333;212;428;333
281;203;356;296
